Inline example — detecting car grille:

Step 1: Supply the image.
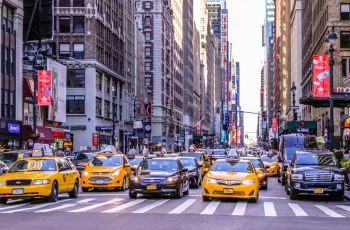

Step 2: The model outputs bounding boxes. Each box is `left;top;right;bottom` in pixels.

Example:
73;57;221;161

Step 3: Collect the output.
214;191;245;196
305;172;332;182
92;172;110;175
141;178;166;184
88;177;112;182
6;179;32;186
216;180;242;186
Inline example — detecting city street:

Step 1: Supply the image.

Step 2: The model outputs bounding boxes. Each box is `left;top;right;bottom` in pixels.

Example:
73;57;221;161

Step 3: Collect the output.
0;178;349;230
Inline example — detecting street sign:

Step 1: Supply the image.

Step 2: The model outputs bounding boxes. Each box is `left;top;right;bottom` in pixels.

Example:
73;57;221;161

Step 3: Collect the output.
290;106;299;110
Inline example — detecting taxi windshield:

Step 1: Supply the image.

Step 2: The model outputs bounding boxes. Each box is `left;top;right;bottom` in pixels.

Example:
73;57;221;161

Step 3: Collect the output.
260;155;277;163
178;158;196;167
139;159;178;171
180;152;201;160
128;158;143;166
90;156;122;167
211;161;253;173
9;159;57;172
74;152;97;160
249;159;264;169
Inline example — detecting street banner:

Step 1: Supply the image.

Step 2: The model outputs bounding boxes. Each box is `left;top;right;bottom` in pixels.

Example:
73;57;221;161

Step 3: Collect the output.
92;133;99;147
312;55;329;97
272;117;278;134
38;70;52;106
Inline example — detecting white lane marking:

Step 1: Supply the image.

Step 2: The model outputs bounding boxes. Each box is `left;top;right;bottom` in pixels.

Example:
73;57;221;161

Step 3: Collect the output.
1;200;69;213
68;199;121;213
232;201;247;216
168;199;196;214
200;201;220;215
0;203;29;211
133;199;170;214
314;205;344;218
79;193;128;197
35;203;76;213
260;197;287;200
102;199;147;213
336;205;350;212
264;202;277;217
288;203;308;216
77;198;95;203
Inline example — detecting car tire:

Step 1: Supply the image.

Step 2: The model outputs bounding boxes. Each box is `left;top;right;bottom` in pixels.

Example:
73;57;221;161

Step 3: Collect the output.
174;184;183;199
68;180;79;199
281;174;286;186
251;191;259;203
202;195;210;202
129;190;137;199
184;183;190;196
289;187;298;200
277;171;281;183
334;191;344;201
120;177;127;191
285;182;290;195
194;176;200;188
82;187;89;192
48;181;59;202
0;198;7;205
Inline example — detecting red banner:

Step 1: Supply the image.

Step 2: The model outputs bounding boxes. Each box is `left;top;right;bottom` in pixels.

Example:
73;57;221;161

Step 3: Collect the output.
37;70;52;106
312;55;329;97
92;133;99;147
272;118;278;134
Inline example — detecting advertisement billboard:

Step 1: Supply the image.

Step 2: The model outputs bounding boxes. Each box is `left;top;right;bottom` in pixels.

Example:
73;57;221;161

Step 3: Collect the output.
272;117;278;134
37;70;52;106
312;55;329;97
47;58;67;123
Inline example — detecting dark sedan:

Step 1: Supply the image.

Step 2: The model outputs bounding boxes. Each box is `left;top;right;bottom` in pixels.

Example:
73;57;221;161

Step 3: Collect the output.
72;150;100;172
129;158;190;199
177;157;202;188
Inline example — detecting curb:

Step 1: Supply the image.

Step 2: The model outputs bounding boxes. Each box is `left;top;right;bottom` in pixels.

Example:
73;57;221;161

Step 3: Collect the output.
345;194;350;201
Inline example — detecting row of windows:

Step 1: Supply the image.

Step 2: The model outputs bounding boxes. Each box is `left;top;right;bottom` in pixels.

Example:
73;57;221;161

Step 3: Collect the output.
56;0;84;7
57;16;84;33
59;42;84;59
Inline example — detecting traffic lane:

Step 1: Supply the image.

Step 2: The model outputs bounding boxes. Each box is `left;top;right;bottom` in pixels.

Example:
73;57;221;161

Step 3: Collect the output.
1;213;349;230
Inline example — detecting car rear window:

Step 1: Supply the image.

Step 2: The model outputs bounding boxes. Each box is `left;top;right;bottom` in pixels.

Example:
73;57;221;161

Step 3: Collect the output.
211;161;253;173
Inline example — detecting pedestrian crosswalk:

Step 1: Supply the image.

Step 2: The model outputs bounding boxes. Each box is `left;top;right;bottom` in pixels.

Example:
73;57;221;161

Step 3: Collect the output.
0;197;349;218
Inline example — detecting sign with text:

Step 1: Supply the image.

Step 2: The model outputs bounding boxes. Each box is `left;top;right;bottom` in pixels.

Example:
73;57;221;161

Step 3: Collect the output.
312;55;329;97
272;117;278;134
92;133;99;147
38;70;52;106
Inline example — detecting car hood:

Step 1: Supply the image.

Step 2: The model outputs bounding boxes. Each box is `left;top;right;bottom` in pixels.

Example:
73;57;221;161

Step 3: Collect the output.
86;166;122;173
0;171;55;180
294;165;343;173
137;171;176;178
207;171;252;180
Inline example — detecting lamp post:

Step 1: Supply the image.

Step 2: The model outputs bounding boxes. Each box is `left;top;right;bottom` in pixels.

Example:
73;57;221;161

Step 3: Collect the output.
291;81;297;124
277;106;282;143
112;87;116;148
325;26;337;151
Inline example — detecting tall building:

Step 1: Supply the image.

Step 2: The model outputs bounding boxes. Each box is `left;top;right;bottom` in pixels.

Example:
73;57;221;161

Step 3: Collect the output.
206;0;225;39
193;23;201;139
0;0;23;149
135;0;174;148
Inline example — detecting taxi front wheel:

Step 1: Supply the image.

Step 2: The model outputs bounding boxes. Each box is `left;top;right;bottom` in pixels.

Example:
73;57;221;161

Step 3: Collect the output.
48;182;58;202
0;198;7;205
69;180;79;199
202;195;210;202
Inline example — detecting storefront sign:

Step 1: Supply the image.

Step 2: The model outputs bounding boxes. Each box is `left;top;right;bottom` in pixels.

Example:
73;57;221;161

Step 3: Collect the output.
38;70;52;106
92;133;99;147
335;87;350;94
96;126;113;131
312;55;329;97
7;123;21;134
271;118;278;133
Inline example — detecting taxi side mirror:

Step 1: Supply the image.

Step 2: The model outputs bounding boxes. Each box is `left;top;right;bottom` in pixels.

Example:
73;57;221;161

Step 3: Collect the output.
125;163;131;168
1;167;8;174
198;162;203;167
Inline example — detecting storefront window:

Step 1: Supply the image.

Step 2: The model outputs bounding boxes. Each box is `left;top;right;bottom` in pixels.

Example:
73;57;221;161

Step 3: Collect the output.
23;102;43;126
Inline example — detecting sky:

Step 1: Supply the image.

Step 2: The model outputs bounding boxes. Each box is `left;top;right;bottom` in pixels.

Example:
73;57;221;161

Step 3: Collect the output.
227;0;265;143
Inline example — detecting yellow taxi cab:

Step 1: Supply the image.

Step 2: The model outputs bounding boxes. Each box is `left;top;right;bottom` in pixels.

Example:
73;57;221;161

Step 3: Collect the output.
81;153;132;192
260;155;279;176
202;157;259;202
0;156;80;204
241;157;268;190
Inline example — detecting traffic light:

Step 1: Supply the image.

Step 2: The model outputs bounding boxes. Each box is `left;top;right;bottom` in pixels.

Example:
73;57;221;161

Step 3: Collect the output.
300;120;305;129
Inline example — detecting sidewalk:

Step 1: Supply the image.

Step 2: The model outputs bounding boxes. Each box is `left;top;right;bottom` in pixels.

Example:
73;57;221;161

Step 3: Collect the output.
345;187;350;201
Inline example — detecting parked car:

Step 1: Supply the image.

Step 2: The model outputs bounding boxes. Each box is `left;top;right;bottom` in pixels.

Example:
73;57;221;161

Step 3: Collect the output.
129;157;190;199
285;150;345;201
242;157;268;190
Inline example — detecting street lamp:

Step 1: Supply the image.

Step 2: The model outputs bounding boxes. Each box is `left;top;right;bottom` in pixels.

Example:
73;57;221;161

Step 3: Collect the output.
291;81;297;123
111;87;117;148
277;106;282;143
325;26;337;151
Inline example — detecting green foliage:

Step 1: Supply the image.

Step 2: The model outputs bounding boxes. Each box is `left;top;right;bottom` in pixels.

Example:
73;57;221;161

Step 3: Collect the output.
340;158;350;169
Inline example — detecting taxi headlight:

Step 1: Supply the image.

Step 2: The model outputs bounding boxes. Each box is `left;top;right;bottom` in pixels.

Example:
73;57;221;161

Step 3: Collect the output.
291;174;303;180
167;175;179;183
112;170;120;177
242;180;255;185
334;174;344;181
258;173;267;178
32;179;50;185
0;181;5;186
130;175;139;183
205;178;217;183
83;171;89;176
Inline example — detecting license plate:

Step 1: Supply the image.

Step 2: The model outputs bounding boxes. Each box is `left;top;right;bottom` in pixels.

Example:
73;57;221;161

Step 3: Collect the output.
96;180;105;184
13;188;24;195
223;188;234;194
147;185;157;190
314;188;323;194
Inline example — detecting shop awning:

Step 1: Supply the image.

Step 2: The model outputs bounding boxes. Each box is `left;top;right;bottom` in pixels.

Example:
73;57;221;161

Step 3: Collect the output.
22;125;54;143
300;96;350;108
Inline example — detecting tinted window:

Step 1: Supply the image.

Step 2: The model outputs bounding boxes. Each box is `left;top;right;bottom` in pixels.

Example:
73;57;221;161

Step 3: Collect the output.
295;154;336;166
9;159;57;172
211;161;253;173
90;156;122;167
128;158;143;166
178;158;196;167
248;159;264;169
75;153;95;160
180;153;201;160
1;153;18;164
139;160;178;171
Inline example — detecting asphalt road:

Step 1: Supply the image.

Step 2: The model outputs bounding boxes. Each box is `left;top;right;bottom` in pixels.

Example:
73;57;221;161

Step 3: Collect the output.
1;178;349;230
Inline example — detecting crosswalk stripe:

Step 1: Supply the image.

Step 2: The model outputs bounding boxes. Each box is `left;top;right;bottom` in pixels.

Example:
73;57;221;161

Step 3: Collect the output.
36;204;76;213
200;201;220;215
168;199;196;214
1;200;69;213
264;202;277;217
77;198;95;203
68;199;121;213
133;199;170;214
288;203;308;216
314;205;344;218
0;203;29;211
336;205;350;212
102;199;146;213
232;201;247;216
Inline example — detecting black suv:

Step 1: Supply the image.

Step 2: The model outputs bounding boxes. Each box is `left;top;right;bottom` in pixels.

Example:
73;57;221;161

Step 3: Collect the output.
285;150;345;201
129;158;190;199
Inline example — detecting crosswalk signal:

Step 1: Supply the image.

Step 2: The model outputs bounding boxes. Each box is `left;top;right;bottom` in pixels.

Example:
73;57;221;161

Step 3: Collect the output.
300;120;305;129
